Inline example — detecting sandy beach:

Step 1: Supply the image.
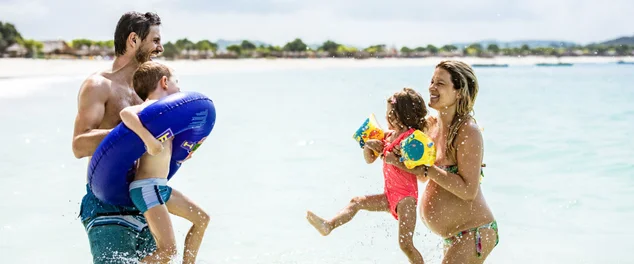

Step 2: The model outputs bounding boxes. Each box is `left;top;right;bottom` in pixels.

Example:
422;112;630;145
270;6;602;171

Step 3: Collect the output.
1;56;632;79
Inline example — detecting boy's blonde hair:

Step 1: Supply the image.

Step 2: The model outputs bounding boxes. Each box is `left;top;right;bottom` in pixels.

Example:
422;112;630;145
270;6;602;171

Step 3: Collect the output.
133;61;172;100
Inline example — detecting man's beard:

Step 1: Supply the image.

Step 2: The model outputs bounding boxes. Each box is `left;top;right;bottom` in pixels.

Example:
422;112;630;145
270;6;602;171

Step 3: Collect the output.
135;48;153;63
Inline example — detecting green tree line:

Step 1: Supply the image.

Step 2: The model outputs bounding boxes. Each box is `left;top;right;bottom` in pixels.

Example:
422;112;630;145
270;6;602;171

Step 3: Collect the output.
2;21;633;59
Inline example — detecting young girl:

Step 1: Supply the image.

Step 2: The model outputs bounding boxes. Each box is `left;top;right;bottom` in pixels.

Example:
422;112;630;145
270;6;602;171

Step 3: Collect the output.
306;87;428;264
120;61;210;264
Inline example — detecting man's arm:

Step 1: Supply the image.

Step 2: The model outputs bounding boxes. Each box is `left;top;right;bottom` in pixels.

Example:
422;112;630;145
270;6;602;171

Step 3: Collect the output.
71;77;111;159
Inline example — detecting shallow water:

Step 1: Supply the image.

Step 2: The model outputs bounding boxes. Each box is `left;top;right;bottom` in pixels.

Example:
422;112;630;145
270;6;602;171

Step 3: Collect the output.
0;62;632;263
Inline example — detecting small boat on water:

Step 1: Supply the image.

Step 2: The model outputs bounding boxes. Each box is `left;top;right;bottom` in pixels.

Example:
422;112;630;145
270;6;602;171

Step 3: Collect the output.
471;64;509;68
617;60;634;65
536;63;573;67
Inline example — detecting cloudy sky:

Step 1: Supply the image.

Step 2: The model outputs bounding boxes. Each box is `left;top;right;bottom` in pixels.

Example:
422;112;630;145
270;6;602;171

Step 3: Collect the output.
0;0;632;47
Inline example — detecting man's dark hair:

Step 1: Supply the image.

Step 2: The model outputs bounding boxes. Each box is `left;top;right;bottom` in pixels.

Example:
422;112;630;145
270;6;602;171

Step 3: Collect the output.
113;12;161;56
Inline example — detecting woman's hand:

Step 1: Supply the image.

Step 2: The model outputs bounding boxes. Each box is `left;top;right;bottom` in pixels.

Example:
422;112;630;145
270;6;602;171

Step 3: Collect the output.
384;148;407;169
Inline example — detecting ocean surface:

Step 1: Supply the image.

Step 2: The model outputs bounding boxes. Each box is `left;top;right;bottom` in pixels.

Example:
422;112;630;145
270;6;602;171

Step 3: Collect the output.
0;61;632;263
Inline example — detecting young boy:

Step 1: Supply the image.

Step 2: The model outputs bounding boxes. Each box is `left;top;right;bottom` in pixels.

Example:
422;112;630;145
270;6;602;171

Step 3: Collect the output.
120;61;209;264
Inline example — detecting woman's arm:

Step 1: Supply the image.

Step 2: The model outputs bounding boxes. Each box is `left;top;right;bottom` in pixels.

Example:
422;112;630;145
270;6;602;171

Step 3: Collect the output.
386;121;483;200
384;151;428;182
426;121;483;200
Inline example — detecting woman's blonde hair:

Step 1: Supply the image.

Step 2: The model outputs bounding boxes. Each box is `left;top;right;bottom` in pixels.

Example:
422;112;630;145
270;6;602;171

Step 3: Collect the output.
435;60;479;162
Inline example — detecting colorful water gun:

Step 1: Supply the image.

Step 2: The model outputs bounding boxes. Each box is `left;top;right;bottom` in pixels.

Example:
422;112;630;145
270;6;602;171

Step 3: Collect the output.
352;113;385;151
399;130;436;169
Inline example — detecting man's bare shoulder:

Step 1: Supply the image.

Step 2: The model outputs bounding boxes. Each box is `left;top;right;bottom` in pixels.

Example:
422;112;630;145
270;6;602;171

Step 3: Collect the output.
78;71;112;99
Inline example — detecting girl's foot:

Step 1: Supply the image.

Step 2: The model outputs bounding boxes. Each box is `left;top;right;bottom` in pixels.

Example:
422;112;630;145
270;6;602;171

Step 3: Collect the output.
306;211;332;236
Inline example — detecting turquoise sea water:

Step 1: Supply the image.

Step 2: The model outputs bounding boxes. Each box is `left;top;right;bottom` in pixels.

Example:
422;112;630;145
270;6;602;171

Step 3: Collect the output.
0;62;632;263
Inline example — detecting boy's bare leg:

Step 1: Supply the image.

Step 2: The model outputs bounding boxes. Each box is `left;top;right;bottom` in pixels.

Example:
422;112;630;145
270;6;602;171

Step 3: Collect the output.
397;197;424;264
306;193;389;236
140;205;177;264
165;189;210;264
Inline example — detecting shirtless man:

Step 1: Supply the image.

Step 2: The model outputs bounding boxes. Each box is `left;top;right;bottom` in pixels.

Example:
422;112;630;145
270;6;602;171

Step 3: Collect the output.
71;11;164;263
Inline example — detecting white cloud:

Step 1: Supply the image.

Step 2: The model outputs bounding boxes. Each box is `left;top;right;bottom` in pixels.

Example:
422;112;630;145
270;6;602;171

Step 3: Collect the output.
0;0;49;21
1;0;632;46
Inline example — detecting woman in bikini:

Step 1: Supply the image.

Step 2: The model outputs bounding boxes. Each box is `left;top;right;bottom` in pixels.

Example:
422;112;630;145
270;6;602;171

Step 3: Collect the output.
385;60;499;264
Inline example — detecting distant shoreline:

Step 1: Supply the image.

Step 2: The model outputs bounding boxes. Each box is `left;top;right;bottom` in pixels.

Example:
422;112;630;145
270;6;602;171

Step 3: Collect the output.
0;55;632;79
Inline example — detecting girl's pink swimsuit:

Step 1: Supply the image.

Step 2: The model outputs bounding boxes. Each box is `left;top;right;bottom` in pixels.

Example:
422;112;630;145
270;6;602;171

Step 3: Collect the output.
381;129;418;220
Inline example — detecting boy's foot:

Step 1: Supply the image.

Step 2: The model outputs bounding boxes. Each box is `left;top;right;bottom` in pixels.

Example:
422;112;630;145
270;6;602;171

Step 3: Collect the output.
306;211;332;236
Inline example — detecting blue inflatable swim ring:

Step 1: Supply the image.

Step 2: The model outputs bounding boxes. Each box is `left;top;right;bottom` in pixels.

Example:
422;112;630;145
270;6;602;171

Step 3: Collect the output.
88;91;216;206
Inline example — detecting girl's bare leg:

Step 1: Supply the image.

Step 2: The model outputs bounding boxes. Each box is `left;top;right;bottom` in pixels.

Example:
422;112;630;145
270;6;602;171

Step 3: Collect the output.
306;194;389;236
396;197;424;264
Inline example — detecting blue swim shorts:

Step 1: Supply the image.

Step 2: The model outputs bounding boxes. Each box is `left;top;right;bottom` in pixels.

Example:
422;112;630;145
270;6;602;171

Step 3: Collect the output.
129;178;173;213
